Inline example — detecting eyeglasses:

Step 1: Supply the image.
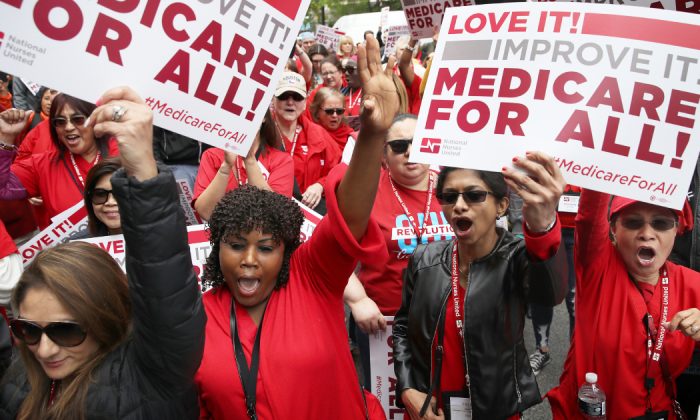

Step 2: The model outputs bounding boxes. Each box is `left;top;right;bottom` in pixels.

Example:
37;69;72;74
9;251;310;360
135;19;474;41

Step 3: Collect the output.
10;319;88;347
619;216;677;231
90;188;115;205
437;190;494;205
344;67;357;75
323;108;345;116
52;114;86;128
321;70;338;77
276;91;305;102
386;139;411;154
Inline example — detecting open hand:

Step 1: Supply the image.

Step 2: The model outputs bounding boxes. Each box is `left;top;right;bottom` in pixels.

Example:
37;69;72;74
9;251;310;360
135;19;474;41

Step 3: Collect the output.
357;35;399;136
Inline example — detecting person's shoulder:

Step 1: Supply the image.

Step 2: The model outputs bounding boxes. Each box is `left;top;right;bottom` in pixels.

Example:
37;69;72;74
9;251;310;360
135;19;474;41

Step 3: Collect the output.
412;240;451;269
201;147;224;163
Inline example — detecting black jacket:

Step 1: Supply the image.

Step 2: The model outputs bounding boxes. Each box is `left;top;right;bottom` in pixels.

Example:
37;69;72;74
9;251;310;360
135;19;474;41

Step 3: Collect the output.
393;228;567;419
0;167;206;419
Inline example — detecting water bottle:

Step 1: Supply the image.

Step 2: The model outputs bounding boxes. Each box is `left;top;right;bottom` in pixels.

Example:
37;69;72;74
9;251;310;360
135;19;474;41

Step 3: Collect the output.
578;372;606;419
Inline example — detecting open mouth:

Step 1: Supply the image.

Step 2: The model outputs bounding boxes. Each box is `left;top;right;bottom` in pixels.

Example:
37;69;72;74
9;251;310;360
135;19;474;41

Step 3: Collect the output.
238;277;260;296
453;218;473;238
64;134;81;145
637;246;656;266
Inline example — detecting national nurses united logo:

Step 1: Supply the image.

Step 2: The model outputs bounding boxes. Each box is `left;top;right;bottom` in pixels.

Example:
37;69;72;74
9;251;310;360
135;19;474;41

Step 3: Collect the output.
262;0;302;20
420;138;441;154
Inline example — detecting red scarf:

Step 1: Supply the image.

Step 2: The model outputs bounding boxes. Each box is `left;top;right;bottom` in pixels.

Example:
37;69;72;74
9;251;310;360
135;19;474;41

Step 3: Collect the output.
327;123;355;150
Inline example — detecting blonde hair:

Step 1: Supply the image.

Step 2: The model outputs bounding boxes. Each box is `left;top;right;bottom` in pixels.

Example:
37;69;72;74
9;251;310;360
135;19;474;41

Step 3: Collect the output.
339;35;355;56
12;242;131;420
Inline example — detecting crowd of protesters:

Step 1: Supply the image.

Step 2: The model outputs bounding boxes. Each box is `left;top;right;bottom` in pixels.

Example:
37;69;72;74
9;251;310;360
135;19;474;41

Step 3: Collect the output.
0;15;699;420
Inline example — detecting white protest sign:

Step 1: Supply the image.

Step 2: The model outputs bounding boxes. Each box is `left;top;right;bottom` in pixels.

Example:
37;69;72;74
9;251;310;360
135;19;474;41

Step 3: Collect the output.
529;0;699;14
383;25;412;58
176;178;203;226
19;201;87;266
0;0;310;156
293;198;322;243
412;2;700;210
315;25;345;52
401;0;473;39
368;317;405;419
381;6;391;43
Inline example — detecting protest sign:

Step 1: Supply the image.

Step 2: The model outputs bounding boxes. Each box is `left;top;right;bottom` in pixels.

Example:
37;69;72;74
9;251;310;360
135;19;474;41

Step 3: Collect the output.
529;0;699;14
19;201;87;266
383;25;412;58
315;25;345;52
294;198;322;243
176;178;203;226
412;2;700;209
0;0;310;156
368;317;405;419
401;0;473;39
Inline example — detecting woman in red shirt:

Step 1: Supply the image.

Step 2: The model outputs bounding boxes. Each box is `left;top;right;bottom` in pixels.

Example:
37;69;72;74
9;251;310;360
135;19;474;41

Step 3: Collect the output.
272;72;340;214
193;109;294;221
0;94;118;220
195;35;395;420
309;87;356;153
548;190;700;419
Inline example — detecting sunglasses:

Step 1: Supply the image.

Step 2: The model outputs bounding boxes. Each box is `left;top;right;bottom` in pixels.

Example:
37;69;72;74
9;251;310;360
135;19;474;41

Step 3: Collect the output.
276;92;305;102
344;67;357;75
323;108;345;116
52;114;87;128
386;139;411;154
437;190;494;205
619;216;677;231
10;319;88;347
90;188;114;205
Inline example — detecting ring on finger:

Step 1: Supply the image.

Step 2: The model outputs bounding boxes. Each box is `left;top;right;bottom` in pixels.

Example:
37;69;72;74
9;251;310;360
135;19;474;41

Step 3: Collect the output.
112;105;127;122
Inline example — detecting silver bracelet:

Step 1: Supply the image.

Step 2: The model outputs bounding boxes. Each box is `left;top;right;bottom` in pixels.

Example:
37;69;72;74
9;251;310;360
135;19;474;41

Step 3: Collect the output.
526;217;556;234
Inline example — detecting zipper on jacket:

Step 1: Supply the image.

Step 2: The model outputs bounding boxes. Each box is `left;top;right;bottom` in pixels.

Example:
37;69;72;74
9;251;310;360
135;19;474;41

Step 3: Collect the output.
430;289;451;403
513;344;523;404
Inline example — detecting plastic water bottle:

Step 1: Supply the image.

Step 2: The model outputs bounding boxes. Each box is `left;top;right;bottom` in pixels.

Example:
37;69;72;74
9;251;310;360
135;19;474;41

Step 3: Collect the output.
578;372;606;419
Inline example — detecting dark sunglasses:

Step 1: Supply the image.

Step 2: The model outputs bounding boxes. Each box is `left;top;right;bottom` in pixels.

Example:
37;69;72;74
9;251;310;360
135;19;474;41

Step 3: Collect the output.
386;139;411;154
344;67;357;75
323;108;345;116
276;91;305;102
52;114;87;128
10;319;87;347
619;216;677;231
437;190;494;205
90;188;114;205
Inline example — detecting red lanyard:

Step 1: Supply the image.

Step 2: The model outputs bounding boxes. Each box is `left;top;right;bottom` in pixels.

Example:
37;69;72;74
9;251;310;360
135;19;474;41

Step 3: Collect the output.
388;172;433;242
347;88;362;111
451;242;471;386
69;151;101;187
233;157;244;186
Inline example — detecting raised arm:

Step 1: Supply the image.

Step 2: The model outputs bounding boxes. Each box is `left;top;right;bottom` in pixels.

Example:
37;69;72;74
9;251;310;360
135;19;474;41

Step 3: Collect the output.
296;44;313;83
0;109;33;200
89;86;205;393
398;38;417;88
337;35;399;240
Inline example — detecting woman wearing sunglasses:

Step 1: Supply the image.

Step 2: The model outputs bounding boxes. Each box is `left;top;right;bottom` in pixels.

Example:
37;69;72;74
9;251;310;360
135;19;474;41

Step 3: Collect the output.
393;152;569;420
0;86;205;419
272;71;341;214
0;94;118;224
548;189;700;419
310;87;356;152
83;157;123;237
194;35;394;420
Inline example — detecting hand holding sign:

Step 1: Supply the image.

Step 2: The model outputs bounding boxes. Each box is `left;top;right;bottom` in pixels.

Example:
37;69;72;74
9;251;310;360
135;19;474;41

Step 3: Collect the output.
90;87;157;182
0;109;33;144
357;36;399;137
502;151;566;232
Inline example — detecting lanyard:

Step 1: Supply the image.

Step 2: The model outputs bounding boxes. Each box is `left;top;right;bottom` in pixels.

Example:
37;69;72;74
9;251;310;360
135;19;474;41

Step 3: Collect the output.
234;157;244;186
230;300;266;420
276;121;302;157
389;172;433;242
69;151;101;187
632;268;670;413
347;88;362;111
450;242;471;387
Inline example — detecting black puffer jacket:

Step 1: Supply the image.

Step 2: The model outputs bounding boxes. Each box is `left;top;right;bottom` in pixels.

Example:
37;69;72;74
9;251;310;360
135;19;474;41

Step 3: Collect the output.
393;228;567;419
0;167;206;419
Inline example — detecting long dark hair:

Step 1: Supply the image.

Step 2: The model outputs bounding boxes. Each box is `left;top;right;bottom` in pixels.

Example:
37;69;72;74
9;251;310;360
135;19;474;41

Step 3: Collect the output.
256;109;282;155
49;94;111;162
84;158;122;237
11;242;131;420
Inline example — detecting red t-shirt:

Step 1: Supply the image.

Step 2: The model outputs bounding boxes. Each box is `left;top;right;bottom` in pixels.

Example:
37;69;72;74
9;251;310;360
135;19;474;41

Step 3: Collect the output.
10;142;119;221
15;119;55;229
408;73;422;115
0;220;17;260
193;147;295;202
195;167;388;419
547;189;700;420
358;170;453;315
345;87;362;117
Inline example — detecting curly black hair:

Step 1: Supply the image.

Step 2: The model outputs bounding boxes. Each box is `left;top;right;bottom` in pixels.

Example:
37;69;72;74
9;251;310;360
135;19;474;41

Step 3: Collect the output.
202;185;305;290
